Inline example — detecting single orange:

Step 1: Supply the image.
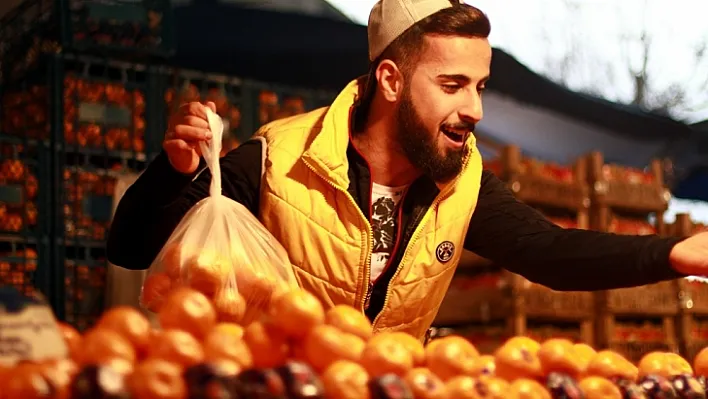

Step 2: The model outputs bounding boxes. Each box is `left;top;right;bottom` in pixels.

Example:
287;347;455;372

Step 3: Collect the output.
445;375;479;399
203;327;253;369
321;360;371;399
508;378;552;399
469;355;496;377
158;287;217;340
2;362;53;399
38;359;78;399
325;304;373;341
243;321;290;369
127;358;187;399
268;288;325;340
638;352;692;379
404;368;448;399
578;376;622;399
426;335;480;381
573;343;596;375
694;347;708;377
538;338;584;378
97;306;151;358
303;324;366;372
76;327;137;366
359;334;414;377
212;288;246;324
56;322;82;360
146;329;205;368
186;251;231;296
211;323;244;339
494;337;543;381
141;272;173;312
372;332;425;367
586;350;638;382
474;376;510;399
161;243;185;280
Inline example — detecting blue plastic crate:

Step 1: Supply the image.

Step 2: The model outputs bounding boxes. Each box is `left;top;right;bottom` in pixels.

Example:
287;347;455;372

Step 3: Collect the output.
0;0;175;82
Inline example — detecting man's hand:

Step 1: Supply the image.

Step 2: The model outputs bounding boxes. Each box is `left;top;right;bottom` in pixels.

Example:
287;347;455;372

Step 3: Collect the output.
164;101;216;174
669;232;708;276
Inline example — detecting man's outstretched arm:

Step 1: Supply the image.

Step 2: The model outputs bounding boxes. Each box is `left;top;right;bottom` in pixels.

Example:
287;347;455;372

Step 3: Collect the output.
464;170;685;291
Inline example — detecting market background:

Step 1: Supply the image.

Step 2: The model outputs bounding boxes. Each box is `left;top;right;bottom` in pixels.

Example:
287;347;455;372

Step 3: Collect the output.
0;0;707;363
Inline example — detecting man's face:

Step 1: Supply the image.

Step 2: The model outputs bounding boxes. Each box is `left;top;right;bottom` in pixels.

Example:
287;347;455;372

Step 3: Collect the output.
395;35;491;183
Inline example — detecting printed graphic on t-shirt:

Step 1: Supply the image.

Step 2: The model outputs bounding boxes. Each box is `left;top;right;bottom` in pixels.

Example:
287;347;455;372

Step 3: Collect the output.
369;183;408;283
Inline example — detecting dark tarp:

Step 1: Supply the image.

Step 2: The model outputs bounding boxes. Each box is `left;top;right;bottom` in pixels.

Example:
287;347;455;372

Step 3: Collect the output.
172;3;705;199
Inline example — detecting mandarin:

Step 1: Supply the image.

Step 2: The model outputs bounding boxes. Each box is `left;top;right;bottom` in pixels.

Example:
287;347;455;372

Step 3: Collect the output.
404;368;448;399
203;327;253;369
578;376;622;399
426;336;480;381
494;337;543;381
508;378;552;399
359;334;414;377
146;329;204;368
243;321;290;369
586;350;638;382
158;287;216;340
76;328;137;366
97;306;151;358
538;338;584;378
321;360;371;399
211;288;246;324
127;358;186;399
57;322;82;361
303;324;365;372
325;304;373;341
268;288;325;340
141;272;173;312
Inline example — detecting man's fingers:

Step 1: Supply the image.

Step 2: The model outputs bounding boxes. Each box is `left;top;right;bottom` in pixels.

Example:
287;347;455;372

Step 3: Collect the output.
205;101;217;113
182;115;210;129
179;102;209;119
172;124;212;141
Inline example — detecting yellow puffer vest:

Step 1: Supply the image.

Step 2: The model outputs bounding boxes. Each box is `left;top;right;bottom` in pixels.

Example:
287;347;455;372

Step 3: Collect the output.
253;79;483;340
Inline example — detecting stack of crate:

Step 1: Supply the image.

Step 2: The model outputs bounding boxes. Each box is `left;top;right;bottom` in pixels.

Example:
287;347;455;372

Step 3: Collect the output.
0;0;173;329
586;151;678;362
433;145;595;353
666;213;708;361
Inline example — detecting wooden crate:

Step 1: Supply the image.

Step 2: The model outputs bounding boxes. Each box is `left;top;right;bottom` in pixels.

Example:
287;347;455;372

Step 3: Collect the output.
677;315;708;363
605;318;679;363
435;269;595;346
587;151;669;220
485;145;590;221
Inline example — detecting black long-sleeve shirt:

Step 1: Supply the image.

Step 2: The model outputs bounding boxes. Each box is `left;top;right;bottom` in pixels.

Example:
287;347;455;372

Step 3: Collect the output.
108;139;684;316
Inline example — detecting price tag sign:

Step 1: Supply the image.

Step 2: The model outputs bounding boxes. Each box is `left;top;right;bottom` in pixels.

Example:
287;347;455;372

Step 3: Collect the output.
0;287;68;366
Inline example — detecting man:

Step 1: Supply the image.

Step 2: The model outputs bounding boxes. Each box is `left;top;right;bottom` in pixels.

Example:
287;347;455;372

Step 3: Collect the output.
108;0;708;340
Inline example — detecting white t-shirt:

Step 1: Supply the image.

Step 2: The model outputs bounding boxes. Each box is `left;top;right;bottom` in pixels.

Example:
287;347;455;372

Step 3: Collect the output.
370;182;409;282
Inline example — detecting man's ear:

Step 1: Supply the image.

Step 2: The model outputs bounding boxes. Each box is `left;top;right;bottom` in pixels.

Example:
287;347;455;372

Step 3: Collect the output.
375;60;404;103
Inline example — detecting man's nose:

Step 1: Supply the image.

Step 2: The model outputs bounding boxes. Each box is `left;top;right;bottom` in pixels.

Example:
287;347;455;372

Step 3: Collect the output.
459;94;483;124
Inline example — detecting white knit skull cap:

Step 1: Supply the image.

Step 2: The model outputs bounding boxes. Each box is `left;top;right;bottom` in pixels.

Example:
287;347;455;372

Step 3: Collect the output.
367;0;464;61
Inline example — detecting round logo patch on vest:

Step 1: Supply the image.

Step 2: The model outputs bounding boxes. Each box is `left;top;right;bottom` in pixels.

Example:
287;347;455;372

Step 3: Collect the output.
436;241;455;263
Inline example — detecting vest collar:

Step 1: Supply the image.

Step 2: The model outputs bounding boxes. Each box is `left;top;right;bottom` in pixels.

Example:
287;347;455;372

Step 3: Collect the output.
301;78;362;189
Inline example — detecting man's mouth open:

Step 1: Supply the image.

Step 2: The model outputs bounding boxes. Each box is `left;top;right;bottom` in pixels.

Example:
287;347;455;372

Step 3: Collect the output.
441;127;469;147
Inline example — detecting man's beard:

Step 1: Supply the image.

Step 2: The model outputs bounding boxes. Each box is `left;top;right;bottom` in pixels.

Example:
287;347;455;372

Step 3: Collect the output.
395;89;470;183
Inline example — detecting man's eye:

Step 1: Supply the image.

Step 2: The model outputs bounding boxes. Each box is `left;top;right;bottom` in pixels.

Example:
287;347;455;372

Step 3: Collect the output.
442;85;460;93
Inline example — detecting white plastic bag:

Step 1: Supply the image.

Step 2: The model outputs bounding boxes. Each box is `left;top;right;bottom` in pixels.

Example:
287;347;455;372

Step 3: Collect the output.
140;106;298;324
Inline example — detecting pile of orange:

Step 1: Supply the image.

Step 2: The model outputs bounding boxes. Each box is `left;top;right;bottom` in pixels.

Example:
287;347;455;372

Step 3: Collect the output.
4;284;708;398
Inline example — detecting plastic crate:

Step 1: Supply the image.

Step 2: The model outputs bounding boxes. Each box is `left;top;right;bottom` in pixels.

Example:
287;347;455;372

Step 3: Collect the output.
64;258;107;332
0;0;174;82
249;81;336;134
0;134;52;302
158;68;248;153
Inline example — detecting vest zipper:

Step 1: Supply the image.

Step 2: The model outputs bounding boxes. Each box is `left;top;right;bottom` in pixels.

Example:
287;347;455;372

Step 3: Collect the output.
371;153;473;331
302;158;374;311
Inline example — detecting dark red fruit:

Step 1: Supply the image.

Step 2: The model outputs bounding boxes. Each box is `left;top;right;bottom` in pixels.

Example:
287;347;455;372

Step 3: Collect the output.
368;374;414;399
275;361;324;399
235;368;286;399
184;363;238;399
639;375;678;399
546;372;584;399
611;377;647;399
669;374;706;399
70;364;130;399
